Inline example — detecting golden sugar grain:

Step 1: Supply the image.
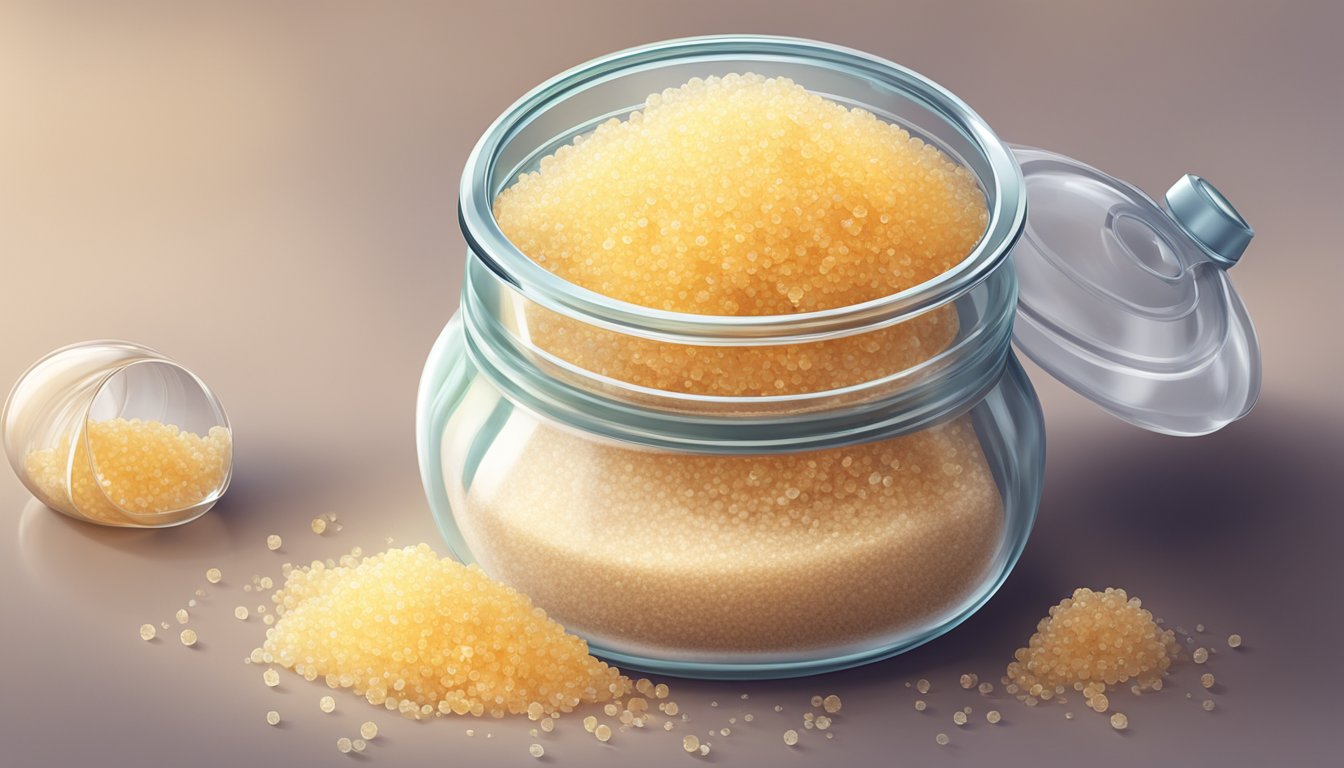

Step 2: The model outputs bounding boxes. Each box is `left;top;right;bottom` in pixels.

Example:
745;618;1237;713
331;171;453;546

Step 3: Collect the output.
205;568;223;584
139;623;156;641
24;418;230;525
1007;588;1179;708
258;544;630;720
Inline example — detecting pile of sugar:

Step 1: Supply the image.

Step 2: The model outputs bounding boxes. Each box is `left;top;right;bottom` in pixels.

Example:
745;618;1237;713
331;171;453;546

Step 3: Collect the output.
459;416;1002;656
258;544;631;720
496;72;986;315
494;73;986;397
24;417;231;525
1005;587;1179;711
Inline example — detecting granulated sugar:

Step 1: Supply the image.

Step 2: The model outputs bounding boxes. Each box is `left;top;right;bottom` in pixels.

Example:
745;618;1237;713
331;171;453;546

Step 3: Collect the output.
463;417;1001;655
258;544;630;719
495;74;987;399
24;418;230;525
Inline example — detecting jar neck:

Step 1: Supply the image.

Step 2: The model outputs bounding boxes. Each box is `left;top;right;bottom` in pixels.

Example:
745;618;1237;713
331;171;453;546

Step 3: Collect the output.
460;256;1019;453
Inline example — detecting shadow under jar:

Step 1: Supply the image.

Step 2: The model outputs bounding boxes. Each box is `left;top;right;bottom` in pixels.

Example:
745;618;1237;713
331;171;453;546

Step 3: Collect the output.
418;36;1259;678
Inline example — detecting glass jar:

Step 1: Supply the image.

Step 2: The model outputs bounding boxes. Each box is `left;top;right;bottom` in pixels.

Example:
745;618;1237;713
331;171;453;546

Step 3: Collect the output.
3;340;232;528
417;36;1260;678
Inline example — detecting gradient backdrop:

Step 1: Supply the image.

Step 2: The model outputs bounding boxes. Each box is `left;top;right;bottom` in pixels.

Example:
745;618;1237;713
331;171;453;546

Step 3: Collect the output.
1;2;1340;766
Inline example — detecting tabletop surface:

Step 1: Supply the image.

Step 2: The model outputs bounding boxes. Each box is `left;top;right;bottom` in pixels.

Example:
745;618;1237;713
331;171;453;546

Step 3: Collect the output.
1;2;1340;767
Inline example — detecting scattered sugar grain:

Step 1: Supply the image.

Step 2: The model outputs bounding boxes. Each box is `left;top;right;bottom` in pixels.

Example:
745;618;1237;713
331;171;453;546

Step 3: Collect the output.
916;679;931;694
1110;712;1128;730
529;744;544;758
783;729;799;746
1228;633;1243;648
180;629;197;647
986;710;1001;724
266;535;282;551
265;710;280;726
822;694;842;713
311;517;327;535
175;609;189;625
262;668;279;687
914;700;926;711
139;624;156;641
1202;699;1216;711
935;733;949;746
1193;647;1209;664
960;673;978;689
235;606;249;621
336;737;352;754
352;740;366;753
682;734;701;752
1201;673;1216;689
319;696;335;713
952;711;967;726
206;568;222;584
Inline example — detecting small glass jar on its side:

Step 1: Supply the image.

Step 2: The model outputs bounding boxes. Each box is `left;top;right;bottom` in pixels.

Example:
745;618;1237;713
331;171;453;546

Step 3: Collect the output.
3;340;232;528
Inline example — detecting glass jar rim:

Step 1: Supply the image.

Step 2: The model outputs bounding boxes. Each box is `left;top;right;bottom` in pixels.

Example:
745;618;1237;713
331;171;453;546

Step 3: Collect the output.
458;34;1027;343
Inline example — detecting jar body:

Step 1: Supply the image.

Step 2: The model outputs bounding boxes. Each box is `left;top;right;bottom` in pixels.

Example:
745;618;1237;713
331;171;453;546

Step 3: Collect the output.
417;309;1044;678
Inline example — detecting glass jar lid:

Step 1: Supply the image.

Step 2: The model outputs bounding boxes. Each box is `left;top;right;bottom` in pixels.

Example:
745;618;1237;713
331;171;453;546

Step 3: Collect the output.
1008;145;1260;436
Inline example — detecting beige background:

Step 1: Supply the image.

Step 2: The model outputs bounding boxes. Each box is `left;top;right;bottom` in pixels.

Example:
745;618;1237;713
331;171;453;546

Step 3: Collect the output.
1;1;1341;766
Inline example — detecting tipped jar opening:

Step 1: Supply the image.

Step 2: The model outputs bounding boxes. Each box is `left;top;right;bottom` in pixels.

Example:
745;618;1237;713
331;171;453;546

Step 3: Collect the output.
458;35;1026;346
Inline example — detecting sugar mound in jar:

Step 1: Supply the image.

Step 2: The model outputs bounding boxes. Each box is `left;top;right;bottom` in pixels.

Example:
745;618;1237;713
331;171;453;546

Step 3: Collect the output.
258;544;631;720
495;72;987;315
1006;587;1179;711
24;417;231;525
493;73;988;397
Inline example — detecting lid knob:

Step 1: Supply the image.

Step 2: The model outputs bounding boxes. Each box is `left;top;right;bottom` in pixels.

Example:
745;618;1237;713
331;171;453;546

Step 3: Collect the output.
1164;174;1254;268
